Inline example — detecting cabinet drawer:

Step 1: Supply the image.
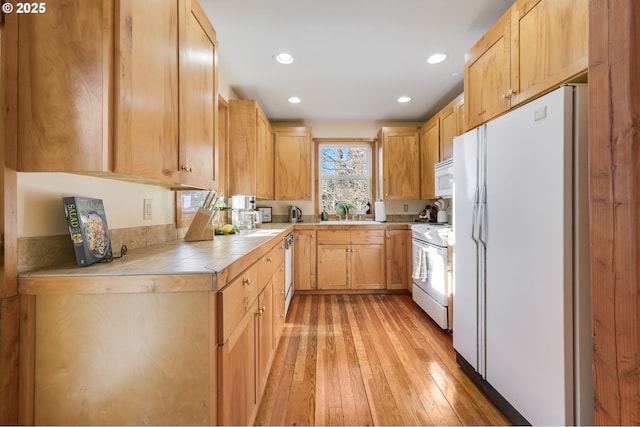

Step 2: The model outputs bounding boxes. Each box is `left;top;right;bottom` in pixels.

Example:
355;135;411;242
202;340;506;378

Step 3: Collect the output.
317;230;351;245
351;230;385;244
259;243;284;287
218;264;259;344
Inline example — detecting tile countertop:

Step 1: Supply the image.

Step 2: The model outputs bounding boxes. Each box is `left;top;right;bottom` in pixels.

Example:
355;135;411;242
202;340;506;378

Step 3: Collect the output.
18;224;294;295
17;221;414;296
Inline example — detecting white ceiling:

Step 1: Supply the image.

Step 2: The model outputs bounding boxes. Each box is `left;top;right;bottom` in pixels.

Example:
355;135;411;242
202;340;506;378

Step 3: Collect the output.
200;0;515;123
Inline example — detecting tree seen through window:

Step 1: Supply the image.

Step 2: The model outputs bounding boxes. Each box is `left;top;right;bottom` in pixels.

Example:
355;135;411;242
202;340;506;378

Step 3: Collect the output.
319;144;372;214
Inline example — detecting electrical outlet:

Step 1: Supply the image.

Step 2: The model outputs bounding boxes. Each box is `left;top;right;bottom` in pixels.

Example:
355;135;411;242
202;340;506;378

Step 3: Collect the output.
143;198;153;220
403;204;409;212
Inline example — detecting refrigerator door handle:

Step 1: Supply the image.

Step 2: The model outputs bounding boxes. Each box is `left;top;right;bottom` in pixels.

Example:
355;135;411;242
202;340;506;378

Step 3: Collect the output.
478;183;487;247
471;185;480;243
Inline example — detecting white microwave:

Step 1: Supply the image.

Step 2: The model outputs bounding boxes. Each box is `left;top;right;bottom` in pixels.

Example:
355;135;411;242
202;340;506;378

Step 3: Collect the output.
434;159;453;198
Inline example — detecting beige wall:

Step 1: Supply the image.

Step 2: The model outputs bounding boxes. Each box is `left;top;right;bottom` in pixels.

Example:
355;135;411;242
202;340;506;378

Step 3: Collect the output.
17;173;175;238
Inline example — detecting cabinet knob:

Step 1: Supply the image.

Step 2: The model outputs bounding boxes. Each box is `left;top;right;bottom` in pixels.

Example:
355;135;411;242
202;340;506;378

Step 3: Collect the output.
181;164;193;173
267;256;273;262
280;315;286;319
243;277;252;286
502;89;517;100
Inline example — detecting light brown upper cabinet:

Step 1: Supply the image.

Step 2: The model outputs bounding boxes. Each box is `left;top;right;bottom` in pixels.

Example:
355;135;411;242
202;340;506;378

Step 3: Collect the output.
439;95;462;161
419;92;463;199
228;100;274;199
178;0;219;189
464;9;511;131
17;0;219;189
274;127;312;201
377;127;421;200
464;0;588;131
419;117;439;200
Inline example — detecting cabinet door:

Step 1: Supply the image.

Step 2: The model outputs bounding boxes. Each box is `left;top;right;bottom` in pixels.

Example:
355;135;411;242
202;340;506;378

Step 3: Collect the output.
294;231;316;291
274;127;312;200
351;244;385;290
454;96;465;136
257;281;274;398
439;106;456;162
464;9;511;130
317;245;349;289
420;118;439;200
510;0;588;108
218;301;257;426
178;0;217;189
228;100;258;195
17;0;112;172
386;230;411;290
114;0;180;182
380;127;421;200
272;265;286;345
256;112;274;199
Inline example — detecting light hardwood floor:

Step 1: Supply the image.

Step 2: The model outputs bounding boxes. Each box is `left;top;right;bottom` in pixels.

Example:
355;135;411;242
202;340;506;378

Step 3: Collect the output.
255;294;510;426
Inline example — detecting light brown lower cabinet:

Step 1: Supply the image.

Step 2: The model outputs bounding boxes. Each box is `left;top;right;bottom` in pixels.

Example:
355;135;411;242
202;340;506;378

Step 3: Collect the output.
20;291;217;426
294;230;316;290
316;230;385;290
218;281;276;426
217;242;283;426
386;229;412;290
218;299;257;426
273;265;286;345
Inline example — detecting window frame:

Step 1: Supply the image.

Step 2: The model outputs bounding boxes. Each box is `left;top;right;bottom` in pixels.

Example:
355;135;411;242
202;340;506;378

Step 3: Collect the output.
314;138;377;219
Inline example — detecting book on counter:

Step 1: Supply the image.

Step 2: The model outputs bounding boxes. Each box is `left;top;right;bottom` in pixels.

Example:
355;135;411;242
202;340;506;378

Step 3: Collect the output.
62;196;112;267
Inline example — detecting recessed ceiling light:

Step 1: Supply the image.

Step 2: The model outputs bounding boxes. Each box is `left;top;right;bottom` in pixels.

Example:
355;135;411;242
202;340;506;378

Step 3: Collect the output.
397;96;412;103
427;53;447;64
288;96;301;104
275;52;294;64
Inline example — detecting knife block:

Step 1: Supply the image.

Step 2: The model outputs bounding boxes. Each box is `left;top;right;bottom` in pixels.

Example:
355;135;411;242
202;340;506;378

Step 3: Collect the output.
183;208;216;242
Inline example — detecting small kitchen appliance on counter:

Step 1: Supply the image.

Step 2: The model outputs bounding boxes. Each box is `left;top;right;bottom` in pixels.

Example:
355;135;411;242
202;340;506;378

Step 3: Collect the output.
288;205;302;223
231;195;259;229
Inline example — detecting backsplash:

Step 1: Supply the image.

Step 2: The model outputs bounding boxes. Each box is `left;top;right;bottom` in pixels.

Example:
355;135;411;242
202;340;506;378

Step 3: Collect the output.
18;224;178;273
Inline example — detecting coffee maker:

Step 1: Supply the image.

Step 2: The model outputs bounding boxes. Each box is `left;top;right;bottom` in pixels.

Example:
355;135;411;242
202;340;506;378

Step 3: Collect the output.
231;195;259;229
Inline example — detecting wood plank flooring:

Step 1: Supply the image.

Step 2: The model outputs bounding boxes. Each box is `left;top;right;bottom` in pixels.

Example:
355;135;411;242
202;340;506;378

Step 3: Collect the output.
255;294;510;426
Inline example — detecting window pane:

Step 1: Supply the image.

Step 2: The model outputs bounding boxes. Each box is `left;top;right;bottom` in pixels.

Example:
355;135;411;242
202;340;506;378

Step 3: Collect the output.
320;179;370;213
320;146;369;176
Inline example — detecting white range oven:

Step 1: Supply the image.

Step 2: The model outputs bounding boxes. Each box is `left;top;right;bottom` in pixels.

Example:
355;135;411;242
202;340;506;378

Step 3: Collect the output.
411;223;452;330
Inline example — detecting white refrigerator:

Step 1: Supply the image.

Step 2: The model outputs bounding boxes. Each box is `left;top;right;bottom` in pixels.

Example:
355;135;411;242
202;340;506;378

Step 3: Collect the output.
452;85;593;426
